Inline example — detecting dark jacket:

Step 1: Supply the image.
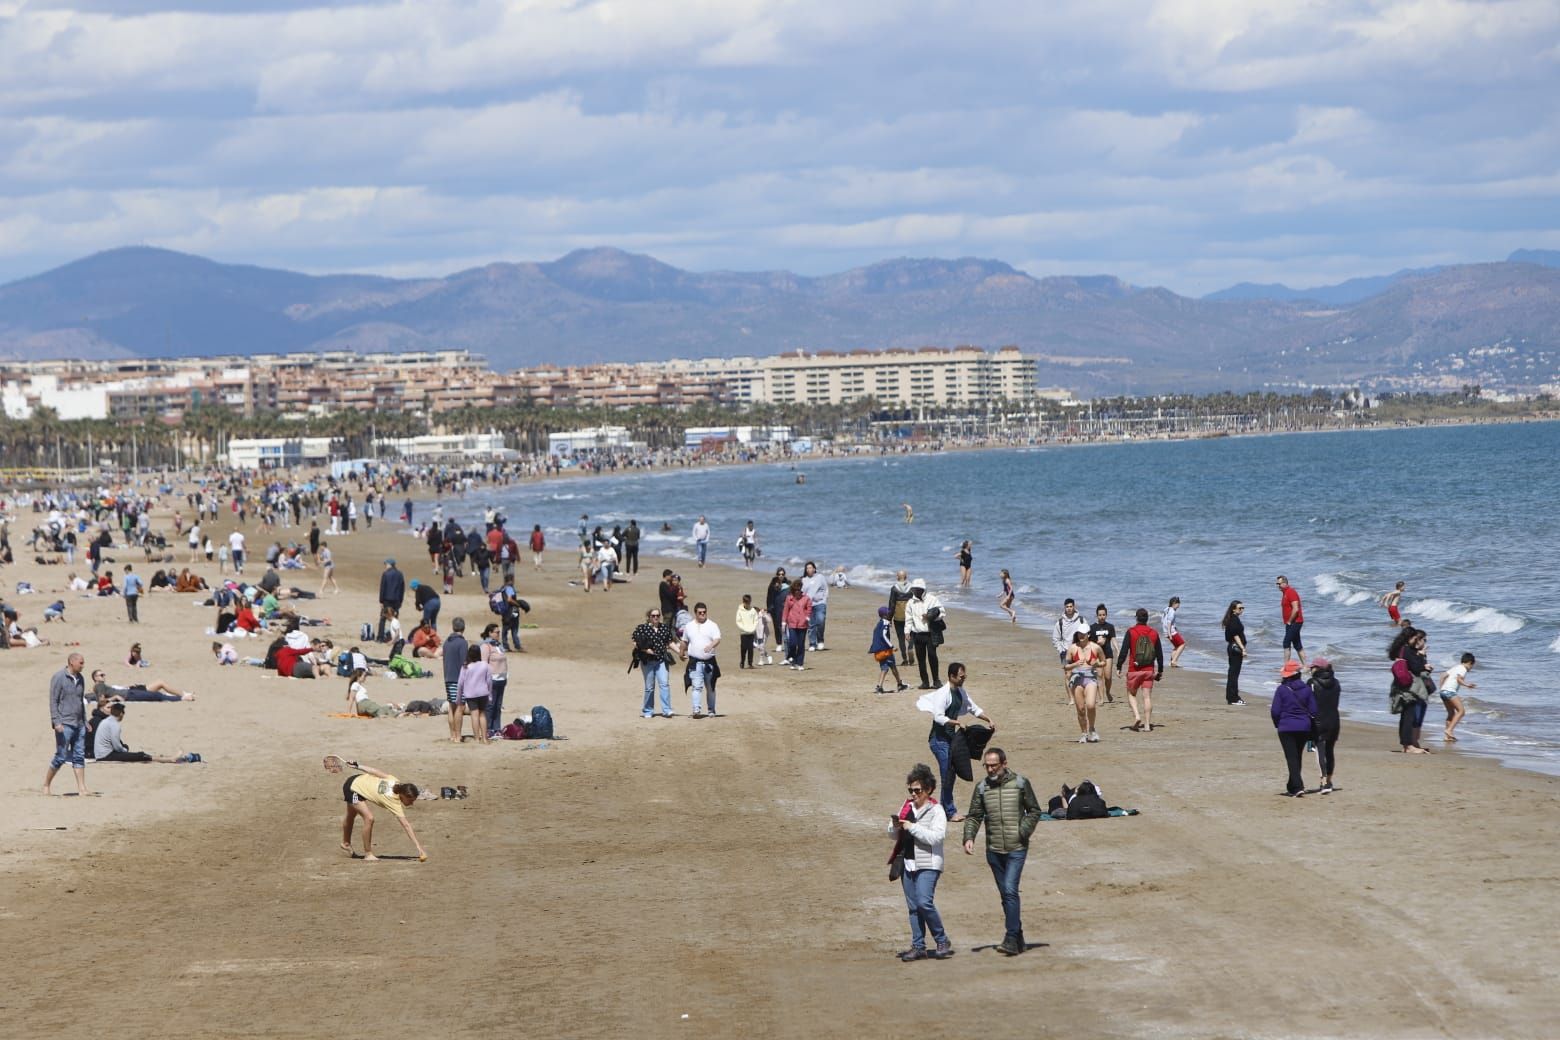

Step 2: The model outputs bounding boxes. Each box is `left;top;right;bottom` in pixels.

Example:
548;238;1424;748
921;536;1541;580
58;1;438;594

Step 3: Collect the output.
962;768;1042;853
379;566;405;609
1271;676;1318;733
442;633;469;685
1309;667;1341;730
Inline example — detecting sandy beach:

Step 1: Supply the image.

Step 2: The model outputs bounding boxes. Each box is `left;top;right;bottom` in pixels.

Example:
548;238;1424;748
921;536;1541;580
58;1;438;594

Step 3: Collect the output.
4;500;1560;1040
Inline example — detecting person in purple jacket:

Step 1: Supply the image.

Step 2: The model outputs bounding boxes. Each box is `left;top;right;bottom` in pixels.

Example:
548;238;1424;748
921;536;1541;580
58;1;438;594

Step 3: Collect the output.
1272;660;1319;797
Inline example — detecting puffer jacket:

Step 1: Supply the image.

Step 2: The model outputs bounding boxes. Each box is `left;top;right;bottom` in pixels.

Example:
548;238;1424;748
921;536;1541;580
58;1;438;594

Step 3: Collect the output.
962;768;1042;854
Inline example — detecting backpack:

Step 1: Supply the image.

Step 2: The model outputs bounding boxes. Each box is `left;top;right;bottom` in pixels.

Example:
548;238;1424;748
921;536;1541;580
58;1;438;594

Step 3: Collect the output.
335;651;353;677
386;655;419;678
501;721;526;740
489;591;508;616
1132;629;1156;668
528;705;554;739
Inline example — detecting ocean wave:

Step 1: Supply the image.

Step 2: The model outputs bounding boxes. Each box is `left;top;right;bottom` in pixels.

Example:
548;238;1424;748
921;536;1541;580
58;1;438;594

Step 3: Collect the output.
1406;598;1526;634
843;564;898;590
1549;632;1560;653
547;492;581;501
641;533;685;543
1313;572;1374;606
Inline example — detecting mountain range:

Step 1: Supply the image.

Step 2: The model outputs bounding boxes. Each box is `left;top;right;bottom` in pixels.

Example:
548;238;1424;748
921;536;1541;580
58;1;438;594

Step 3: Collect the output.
2;246;1559;394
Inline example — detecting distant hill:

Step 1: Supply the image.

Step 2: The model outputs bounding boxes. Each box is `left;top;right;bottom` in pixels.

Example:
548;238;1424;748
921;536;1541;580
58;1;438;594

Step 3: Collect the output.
1508;249;1560;268
2;246;1559;393
1203;267;1440;305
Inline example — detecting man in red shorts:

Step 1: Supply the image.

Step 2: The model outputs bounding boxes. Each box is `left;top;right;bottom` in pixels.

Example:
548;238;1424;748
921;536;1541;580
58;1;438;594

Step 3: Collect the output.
1277;575;1305;665
1115;608;1163;732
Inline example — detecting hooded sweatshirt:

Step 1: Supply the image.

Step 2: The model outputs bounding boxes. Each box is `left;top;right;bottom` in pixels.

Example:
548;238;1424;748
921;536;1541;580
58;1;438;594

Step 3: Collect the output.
1271;675;1319;733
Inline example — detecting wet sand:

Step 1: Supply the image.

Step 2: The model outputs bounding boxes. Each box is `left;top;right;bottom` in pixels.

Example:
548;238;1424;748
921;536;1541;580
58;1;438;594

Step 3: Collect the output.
3;505;1559;1039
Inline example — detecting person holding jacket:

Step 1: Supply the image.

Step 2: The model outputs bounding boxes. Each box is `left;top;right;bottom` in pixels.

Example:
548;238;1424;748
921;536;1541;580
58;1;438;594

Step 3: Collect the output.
890;763;953;961
962;746;1043;956
1272;660;1319;797
917;662;992;822
904;579;944;689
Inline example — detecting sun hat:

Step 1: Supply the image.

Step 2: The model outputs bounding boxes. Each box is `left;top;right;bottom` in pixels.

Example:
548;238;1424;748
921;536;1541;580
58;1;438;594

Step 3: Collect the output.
1278;660;1302;677
910;579;926;591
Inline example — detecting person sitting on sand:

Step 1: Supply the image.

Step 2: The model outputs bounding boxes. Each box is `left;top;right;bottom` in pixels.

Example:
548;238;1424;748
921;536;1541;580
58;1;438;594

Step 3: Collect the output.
347;669;402;718
212;641;238;666
126;642;148;668
92;703;183;763
340;761;428;862
5;607;50;648
92;670;195;703
410;619;441;658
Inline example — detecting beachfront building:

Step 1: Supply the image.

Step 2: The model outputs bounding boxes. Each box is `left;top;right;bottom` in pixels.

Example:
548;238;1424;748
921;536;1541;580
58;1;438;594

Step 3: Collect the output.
682;425;792;448
547;426;639;456
226;437;335;469
376;433;508;459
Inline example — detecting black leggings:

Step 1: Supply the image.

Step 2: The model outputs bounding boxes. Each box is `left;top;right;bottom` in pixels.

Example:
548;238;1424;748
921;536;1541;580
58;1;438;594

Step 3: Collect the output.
1225;646;1243;702
1398;697;1427;747
1314;725;1339;778
894;619;908;660
1278;731;1309;794
739;632;755;667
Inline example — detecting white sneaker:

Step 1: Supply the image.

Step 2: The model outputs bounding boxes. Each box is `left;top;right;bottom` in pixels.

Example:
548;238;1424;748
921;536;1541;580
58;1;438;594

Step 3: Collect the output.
1078;734;1090;743
1088;731;1100;743
816;642;826;651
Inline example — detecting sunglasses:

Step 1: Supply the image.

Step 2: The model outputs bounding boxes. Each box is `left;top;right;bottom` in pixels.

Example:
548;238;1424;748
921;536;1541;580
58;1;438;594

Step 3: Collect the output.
983;761;1003;770
906;787;924;795
649;612;661;617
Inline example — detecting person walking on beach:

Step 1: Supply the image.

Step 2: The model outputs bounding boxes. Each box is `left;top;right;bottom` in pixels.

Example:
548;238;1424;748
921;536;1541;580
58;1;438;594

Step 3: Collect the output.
998;569;1017;624
1089;604;1117;703
377;558;405;643
692;516;710;568
1116;608;1164;732
782;579;813;671
631;607;679;718
1272;660;1319;797
919;662;992;821
1221;600;1248;705
870;606;908;693
962;746;1042;956
529;524;546;570
121;564;143;624
1308;657;1341;793
1163;596;1185;668
1065;631;1104;743
44;651;90;796
683;602;720;717
1379;581;1405;624
904;579;943;689
735;595;759;669
889;571;914;665
765;568;789;660
317;542;338;595
1277;575;1305;665
1051;599;1089;699
1439;652;1476;742
801;561;828;651
622;520;640;575
955;541;973;587
891;763;953;961
228;529;246;574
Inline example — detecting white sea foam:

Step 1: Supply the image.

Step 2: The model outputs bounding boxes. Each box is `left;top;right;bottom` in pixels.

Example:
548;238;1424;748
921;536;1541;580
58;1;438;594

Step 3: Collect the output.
844;564;898;590
1549;632;1560;653
1313;572;1372;605
1405;598;1525;634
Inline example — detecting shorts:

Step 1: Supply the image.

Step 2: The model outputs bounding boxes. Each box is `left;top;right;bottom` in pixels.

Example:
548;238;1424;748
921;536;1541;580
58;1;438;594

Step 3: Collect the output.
1387;604;1401;623
1439;688;1461;702
1069;671;1096;688
1282;622;1304;651
343;775;364;804
1126;668;1155;693
292;660;315;679
1169;632;1185;649
462;695;490;712
445;681;460;705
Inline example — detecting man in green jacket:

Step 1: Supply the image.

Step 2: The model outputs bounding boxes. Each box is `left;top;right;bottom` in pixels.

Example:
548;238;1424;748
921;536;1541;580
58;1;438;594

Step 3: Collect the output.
962;746;1043;955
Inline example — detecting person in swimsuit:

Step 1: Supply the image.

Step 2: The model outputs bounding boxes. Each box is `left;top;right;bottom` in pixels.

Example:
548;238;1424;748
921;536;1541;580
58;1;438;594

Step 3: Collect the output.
955;541;973;587
1379;581;1405;624
1064;631;1103;743
998;569;1017;624
1164;596;1185;668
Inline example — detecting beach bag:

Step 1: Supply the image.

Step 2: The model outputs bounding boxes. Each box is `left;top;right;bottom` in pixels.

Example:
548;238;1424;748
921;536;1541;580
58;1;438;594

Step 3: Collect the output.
528;705;554;739
501;721;526;740
1132;630;1156;668
873;649;894;663
386;655;419;678
335;651;353;677
1390;658;1413;687
489;591;507;616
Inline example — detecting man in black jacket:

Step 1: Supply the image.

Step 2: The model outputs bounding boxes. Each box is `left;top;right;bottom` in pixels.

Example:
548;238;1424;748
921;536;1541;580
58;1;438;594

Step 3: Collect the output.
377;559;405;642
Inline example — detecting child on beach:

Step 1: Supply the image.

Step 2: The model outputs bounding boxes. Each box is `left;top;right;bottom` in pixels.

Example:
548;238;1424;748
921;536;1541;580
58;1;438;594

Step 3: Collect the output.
1439;653;1476;741
870;606;908;694
735;594;760;668
1164;596;1185;668
1379;581;1405;624
998;569;1016;623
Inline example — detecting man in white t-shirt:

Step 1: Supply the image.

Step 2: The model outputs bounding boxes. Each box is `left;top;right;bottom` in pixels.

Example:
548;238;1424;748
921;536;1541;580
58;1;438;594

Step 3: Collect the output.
691;516;711;568
683;602;721;718
228;530;247;574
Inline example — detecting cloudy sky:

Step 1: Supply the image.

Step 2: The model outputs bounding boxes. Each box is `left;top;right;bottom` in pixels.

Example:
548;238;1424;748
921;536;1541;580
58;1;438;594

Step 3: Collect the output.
1;0;1557;294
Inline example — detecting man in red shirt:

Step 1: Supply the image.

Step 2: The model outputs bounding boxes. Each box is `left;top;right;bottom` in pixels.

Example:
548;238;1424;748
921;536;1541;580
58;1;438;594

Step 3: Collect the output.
1277;575;1305;666
1114;608;1163;732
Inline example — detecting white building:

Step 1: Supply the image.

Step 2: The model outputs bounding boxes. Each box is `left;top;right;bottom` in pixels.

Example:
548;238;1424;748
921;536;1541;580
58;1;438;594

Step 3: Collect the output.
376;433;507;459
548;426;637;455
226;437;334;469
682;425;791;448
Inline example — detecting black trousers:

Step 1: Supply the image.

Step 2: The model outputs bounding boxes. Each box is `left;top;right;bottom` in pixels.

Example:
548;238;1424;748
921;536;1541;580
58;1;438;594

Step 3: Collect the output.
624;544;639;574
1314;724;1340;778
125;595;139;623
739;632;755;668
1226;645;1243;702
1278;731;1309;794
912;633;939;687
894;619;909;661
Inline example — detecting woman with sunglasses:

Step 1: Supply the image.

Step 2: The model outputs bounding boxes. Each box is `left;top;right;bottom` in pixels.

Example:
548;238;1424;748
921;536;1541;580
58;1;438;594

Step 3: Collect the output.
889;763;953;961
631;607;680;718
1221;600;1247;706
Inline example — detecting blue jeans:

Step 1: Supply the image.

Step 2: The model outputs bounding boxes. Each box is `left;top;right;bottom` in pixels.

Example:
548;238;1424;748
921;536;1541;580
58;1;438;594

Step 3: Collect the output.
985;847;1028;940
786;627;807;667
689;659;712;714
901;868;947;951
51;723;87;770
808;602;828;647
641;662;671;716
696;540;708;565
487;677;507;737
421;596;441;630
928;731;959;818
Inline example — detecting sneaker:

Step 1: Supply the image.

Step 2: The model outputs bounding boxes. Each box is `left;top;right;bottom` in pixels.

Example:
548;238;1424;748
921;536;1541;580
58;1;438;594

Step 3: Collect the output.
996;935;1022;956
931;941;955;960
1087;731;1100;743
1320;781;1333;794
691;712;706;719
896;683;909;692
898;948;928;962
1230;699;1247;706
816;642;826;651
1078;734;1090;743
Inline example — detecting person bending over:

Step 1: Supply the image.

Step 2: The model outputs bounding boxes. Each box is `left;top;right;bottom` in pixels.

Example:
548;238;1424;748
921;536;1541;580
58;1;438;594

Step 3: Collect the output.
340;761;428;862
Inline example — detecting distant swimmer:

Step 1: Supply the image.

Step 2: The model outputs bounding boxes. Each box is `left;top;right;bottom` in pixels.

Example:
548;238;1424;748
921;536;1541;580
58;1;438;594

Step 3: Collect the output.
902;503;914;523
796;474;806;485
1379;581;1405;624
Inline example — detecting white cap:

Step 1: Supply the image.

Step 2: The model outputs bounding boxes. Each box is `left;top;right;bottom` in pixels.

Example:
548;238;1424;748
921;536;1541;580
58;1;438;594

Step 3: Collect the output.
910;579;926;591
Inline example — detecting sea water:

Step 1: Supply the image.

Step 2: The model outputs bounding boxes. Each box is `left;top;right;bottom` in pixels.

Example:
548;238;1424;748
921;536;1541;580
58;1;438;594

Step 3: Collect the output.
484;421;1560;776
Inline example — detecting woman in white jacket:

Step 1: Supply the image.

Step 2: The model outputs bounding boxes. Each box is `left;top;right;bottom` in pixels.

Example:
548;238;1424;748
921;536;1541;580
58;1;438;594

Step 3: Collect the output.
890;762;953;961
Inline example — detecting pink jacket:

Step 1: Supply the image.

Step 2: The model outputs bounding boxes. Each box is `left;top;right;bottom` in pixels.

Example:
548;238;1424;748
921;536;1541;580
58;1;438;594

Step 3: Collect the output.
783;592;813;630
